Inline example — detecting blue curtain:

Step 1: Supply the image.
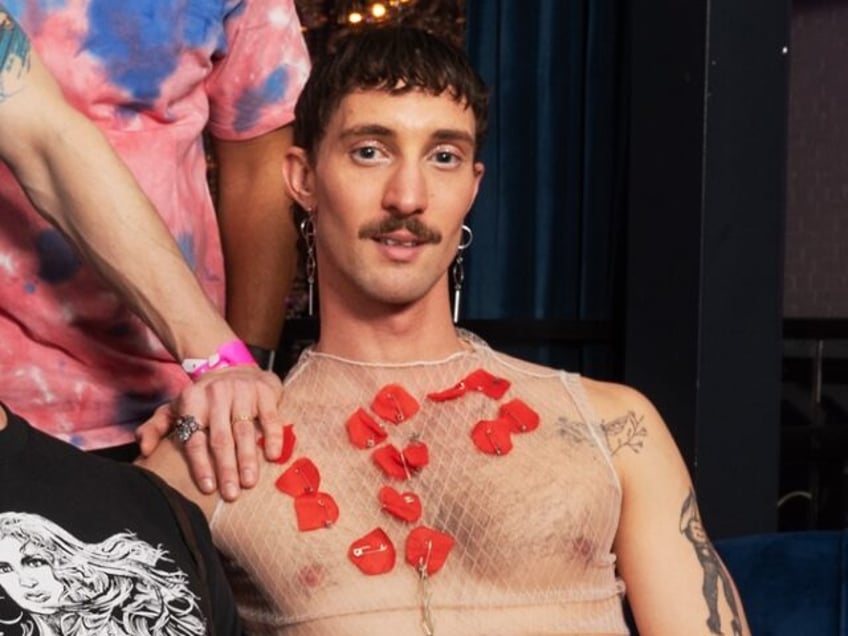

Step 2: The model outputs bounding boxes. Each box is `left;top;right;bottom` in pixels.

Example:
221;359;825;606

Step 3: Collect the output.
463;1;628;327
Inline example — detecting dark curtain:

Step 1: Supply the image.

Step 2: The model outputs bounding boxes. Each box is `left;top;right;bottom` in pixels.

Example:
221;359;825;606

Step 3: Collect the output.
463;2;628;334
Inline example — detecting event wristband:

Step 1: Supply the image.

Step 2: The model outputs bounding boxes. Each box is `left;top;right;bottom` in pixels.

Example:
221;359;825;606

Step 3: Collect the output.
181;339;257;380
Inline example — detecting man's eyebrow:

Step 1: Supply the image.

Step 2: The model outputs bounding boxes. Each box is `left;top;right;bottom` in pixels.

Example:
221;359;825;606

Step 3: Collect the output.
339;125;475;147
431;129;475;146
340;124;393;140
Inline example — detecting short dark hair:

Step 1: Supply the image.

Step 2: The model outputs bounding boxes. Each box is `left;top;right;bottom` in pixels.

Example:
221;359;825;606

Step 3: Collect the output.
293;26;489;161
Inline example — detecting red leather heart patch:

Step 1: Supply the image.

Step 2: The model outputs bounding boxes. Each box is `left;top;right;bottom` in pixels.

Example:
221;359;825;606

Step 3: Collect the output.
405;526;455;576
346;408;387;449
379;486;422;523
500;399;540;433
276;457;320;496
371;384;420;424
470;419;513;456
348;527;396;575
294;492;339;531
258;423;297;464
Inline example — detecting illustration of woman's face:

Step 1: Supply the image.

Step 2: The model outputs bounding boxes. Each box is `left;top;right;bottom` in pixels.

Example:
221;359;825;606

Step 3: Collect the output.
0;537;63;614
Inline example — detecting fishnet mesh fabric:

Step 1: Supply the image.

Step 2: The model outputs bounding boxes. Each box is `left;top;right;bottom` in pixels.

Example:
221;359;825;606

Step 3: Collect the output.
212;336;628;635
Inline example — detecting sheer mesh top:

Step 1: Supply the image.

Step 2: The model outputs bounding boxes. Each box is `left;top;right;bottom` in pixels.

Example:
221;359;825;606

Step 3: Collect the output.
212;334;629;635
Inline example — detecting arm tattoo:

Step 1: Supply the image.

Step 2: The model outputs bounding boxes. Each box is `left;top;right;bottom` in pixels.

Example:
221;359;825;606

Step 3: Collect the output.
680;489;743;636
0;8;31;103
600;411;647;455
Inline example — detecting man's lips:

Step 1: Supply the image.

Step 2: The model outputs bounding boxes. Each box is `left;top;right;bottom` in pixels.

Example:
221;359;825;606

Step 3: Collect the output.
372;233;426;248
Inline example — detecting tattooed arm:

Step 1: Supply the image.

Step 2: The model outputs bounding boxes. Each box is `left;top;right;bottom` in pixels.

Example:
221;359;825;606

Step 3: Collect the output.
583;379;750;636
0;7;285;492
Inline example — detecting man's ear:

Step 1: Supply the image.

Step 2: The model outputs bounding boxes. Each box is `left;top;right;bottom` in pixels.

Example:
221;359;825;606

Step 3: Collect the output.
282;147;316;211
470;161;485;204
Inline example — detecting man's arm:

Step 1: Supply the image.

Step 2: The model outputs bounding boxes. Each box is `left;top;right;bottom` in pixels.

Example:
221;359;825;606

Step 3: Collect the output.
584;379;751;636
212;126;299;355
0;7;285;492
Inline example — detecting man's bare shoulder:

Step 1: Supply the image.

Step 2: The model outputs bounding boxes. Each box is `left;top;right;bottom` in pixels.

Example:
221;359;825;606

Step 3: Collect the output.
577;377;669;460
579;376;656;419
136;440;219;520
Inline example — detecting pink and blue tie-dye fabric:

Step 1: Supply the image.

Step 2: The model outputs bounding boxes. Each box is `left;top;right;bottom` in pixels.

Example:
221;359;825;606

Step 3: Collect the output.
0;0;310;449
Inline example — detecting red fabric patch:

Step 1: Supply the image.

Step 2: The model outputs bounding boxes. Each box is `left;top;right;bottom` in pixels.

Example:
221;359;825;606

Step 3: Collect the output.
346;408;387;449
465;369;511;399
372;442;429;480
402;441;429;469
276;457;320;496
371;384;420;424
426;379;468;402
405;526;455;576
379;486;422;523
348;527;396;575
294;492;339;531
470;418;514;456
258;423;297;464
372;445;407;479
500;399;540;433
427;369;511;402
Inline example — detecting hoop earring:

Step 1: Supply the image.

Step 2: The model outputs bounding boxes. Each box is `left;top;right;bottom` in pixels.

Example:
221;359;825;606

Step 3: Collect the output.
300;214;317;317
451;225;473;324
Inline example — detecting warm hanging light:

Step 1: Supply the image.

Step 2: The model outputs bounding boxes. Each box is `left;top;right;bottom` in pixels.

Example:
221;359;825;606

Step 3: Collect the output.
347;10;364;24
370;2;388;20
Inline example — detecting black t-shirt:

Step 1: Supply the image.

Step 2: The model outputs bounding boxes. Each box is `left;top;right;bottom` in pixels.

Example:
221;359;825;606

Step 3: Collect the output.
0;403;242;635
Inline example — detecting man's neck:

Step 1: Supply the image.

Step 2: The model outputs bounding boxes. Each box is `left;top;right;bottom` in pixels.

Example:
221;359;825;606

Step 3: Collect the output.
314;297;464;363
0;407;6;431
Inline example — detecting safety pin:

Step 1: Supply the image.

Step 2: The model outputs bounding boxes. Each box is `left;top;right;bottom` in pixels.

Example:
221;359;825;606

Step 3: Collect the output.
484;427;503;456
387;392;406;422
352;543;388;558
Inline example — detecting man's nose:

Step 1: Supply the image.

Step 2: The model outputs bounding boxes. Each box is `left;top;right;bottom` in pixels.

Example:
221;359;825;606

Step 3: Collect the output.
382;160;427;217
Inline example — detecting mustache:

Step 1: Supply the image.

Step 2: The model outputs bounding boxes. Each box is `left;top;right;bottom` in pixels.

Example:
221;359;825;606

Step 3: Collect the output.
358;217;442;243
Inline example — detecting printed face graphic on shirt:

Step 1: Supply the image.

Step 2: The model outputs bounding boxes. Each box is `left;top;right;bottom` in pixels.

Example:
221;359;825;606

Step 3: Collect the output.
0;512;206;635
0;537;62;614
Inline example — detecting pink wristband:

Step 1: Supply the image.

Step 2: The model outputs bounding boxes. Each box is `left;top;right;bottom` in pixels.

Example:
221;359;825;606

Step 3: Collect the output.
181;339;257;381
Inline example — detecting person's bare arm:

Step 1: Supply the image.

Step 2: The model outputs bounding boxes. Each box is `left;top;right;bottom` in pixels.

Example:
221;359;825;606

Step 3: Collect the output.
213;127;298;354
584;379;750;636
0;8;285;492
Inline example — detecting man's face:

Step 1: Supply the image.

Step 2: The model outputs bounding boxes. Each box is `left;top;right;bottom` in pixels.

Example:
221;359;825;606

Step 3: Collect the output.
302;88;484;315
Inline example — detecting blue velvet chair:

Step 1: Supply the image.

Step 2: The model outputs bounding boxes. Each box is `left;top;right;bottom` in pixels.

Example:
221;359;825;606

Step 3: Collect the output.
715;531;848;635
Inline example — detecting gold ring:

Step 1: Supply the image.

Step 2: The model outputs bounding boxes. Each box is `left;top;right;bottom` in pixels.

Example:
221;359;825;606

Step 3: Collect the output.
232;414;256;425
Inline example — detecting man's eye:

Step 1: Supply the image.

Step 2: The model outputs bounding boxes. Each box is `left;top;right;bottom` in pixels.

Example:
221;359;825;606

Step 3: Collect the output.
434;151;459;165
354;146;378;160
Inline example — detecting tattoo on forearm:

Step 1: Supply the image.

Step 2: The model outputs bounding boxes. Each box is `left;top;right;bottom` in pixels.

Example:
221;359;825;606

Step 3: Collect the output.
0;8;31;103
680;490;743;636
600;411;647;455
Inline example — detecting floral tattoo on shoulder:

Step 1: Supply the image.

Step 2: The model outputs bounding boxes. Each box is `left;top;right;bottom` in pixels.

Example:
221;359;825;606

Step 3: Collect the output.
600;411;647;455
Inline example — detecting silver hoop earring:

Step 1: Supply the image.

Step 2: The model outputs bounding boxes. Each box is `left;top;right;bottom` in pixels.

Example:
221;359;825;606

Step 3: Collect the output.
451;225;473;324
300;215;317;317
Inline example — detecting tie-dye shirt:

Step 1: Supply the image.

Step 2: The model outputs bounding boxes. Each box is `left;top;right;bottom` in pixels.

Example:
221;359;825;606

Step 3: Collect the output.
0;0;310;449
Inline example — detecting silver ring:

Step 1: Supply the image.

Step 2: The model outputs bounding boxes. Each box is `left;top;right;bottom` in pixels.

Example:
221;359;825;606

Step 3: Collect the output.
173;415;201;443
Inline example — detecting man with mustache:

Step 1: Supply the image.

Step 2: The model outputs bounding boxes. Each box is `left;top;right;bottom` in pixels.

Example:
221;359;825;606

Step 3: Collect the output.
142;26;750;636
